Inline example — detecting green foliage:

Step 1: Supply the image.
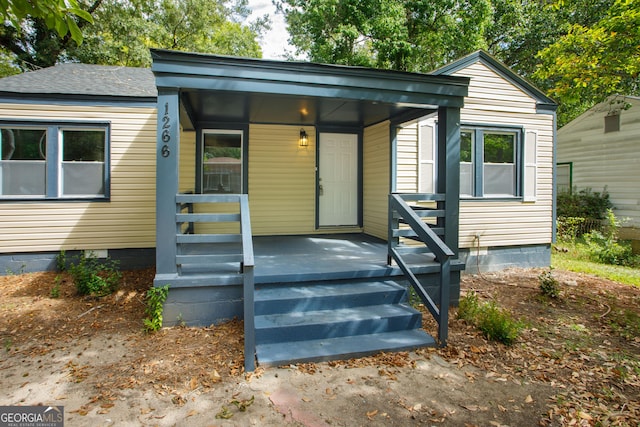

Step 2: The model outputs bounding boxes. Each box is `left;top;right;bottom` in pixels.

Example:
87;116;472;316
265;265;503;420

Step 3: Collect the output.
557;188;612;220
276;0;492;72
50;275;62;298
56;250;67;272
2;0;268;71
144;285;170;333
538;269;560;299
68;251;121;297
584;209;639;267
552;241;640;287
457;292;524;345
533;0;640;126
71;0;267;67
2;0;94;44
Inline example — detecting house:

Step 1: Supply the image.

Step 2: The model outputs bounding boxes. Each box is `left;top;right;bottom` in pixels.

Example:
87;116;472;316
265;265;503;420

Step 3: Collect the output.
556;95;640;246
0;64;158;272
0;50;556;370
396;51;557;272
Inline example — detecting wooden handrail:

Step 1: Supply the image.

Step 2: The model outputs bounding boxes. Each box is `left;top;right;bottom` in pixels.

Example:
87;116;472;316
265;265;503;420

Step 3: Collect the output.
174;193;256;371
388;193;452;346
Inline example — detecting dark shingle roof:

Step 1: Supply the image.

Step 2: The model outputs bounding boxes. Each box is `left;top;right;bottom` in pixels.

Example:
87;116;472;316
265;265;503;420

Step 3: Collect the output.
0;63;156;99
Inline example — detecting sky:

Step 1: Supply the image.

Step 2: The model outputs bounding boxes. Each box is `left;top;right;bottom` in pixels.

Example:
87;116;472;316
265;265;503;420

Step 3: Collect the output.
247;0;293;60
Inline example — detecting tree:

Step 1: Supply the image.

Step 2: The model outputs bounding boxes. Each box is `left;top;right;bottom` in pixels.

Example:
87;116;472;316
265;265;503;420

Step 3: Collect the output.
533;0;640;125
275;0;492;72
0;0;268;72
1;0;94;44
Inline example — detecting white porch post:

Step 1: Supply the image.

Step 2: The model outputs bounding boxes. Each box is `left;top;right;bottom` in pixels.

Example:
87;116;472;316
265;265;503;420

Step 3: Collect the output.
155;88;180;276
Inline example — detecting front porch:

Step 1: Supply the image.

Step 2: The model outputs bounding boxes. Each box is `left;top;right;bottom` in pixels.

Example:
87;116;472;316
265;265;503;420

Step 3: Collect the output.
150;50;469;370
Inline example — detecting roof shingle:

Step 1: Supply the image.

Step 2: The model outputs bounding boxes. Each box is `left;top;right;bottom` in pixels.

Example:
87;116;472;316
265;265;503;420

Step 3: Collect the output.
0;63;156;98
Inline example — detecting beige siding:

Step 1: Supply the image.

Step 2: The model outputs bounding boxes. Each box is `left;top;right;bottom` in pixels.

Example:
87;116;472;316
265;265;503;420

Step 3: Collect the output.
396;123;418;193
248;124;317;235
557;98;640;227
363;121;391;239
396;61;555;248
179;130;196;193
0;103;157;253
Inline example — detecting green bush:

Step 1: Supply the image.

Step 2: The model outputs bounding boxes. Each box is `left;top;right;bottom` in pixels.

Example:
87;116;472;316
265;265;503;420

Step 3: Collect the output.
584;210;639;267
557;187;612;220
68;251;121;297
144;285;169;333
457;292;524;345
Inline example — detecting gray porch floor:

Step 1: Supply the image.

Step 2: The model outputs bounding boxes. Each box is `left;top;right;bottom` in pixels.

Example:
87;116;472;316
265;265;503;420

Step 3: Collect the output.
251;234;398;284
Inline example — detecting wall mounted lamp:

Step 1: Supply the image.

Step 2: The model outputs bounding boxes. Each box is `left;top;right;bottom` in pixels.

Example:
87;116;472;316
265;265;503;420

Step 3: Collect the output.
299;128;309;147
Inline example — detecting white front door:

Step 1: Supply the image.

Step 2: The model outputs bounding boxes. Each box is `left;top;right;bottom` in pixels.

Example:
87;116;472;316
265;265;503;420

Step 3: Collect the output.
318;133;358;226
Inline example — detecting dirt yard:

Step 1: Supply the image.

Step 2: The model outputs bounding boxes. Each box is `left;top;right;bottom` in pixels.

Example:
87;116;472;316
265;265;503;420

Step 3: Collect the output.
1;267;638;426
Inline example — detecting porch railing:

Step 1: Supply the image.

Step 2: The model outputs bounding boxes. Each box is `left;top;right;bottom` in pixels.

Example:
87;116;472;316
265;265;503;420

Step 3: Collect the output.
388;193;453;346
174;193;256;371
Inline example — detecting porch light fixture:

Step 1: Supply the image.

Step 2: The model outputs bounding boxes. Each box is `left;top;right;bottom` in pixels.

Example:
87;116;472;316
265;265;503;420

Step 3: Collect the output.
299;128;309;147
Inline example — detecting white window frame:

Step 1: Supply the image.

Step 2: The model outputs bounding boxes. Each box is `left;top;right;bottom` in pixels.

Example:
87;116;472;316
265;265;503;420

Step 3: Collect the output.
461;124;524;199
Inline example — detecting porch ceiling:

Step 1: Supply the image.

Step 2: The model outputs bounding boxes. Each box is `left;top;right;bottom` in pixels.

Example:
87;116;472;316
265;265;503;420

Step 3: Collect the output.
151;49;470;130
181;90;430;128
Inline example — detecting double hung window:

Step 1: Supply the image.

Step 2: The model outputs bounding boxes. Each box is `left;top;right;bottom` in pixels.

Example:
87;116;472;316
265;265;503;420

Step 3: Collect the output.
460;126;522;198
0;122;109;200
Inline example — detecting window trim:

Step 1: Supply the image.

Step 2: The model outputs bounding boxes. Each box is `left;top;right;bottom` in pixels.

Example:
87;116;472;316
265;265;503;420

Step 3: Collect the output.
460;123;524;200
197;128;246;194
0;119;111;202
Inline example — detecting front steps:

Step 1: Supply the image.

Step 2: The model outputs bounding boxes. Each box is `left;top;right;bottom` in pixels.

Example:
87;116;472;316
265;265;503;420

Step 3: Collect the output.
254;279;435;366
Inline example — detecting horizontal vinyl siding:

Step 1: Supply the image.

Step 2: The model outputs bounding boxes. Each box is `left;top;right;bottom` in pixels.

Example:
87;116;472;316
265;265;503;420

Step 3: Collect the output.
248;124;317;235
0;103;157;253
363;121;390;239
453;62;554;248
557;100;640;227
179;130;196;193
396;123;418;193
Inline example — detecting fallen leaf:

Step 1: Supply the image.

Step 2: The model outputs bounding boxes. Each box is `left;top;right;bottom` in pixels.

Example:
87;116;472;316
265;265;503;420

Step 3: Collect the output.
525;395;533;403
301;397;311;402
366;409;378;420
186;409;198;417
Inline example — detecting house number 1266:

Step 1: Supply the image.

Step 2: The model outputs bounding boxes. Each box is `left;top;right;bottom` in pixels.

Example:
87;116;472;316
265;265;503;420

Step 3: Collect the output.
161;103;171;158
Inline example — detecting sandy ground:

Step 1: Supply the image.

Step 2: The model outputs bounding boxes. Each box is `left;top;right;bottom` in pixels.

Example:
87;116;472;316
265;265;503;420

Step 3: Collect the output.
1;267;638;426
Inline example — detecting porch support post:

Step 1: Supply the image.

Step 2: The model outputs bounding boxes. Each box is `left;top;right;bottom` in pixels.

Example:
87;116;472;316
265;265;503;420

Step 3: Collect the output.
155;88;180;276
437;106;461;256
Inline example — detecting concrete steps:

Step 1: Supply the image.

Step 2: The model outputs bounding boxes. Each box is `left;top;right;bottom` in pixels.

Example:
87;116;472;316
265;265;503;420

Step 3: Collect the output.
254;279;435;366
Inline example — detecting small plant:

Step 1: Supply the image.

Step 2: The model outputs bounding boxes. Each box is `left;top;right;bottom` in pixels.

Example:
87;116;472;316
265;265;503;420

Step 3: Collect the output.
68;251;121;297
50;275;62;298
56;250;67;272
538;269;560;299
457;291;524;345
457;291;480;322
144;285;169;333
4;338;12;352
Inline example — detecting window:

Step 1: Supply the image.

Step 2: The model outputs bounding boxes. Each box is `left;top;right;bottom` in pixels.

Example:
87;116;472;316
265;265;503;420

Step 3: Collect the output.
556;162;572;194
201;130;242;194
0;122;109;200
460;126;522;198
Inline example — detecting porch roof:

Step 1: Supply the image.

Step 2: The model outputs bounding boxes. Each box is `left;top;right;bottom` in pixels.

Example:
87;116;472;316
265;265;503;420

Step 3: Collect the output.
150;49;469;129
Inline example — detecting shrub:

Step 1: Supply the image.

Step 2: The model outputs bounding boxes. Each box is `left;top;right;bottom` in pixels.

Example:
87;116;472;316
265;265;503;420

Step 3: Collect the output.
144;285;170;333
476;301;524;345
457;291;524;345
68;251;121;297
538;269;560;299
557;187;612;220
584;210;639;267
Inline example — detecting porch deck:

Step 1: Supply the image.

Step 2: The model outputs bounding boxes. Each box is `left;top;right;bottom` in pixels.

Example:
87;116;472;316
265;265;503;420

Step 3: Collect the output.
252;233;397;284
176;233;444;285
